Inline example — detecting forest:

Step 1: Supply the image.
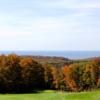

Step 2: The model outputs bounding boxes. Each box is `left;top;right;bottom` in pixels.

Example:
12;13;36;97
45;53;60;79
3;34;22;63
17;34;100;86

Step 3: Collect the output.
0;54;99;93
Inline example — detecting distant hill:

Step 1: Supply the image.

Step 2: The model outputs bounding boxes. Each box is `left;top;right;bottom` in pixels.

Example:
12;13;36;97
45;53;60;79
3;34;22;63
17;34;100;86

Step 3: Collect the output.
22;55;100;67
22;55;72;67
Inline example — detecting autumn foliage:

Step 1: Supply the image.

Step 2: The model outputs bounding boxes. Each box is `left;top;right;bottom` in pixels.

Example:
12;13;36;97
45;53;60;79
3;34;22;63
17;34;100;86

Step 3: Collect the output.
0;54;99;93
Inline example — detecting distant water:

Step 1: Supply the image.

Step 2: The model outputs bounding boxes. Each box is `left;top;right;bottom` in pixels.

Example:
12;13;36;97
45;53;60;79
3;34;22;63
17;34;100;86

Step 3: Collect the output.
0;51;100;59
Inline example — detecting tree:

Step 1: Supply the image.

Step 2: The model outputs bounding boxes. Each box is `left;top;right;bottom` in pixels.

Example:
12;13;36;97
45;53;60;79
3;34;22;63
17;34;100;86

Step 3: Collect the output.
0;54;21;92
82;64;97;90
97;78;100;88
62;66;77;91
43;64;53;89
20;57;45;92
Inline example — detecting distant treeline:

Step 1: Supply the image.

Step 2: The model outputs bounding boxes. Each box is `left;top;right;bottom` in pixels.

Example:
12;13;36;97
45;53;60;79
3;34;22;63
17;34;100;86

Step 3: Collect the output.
0;54;99;93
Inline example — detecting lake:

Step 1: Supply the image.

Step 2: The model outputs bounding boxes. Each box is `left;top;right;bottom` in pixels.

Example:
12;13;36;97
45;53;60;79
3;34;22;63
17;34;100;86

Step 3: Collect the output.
0;51;100;59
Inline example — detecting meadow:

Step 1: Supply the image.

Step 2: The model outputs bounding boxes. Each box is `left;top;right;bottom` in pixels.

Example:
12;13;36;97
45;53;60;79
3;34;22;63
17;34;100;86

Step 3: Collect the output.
0;90;100;100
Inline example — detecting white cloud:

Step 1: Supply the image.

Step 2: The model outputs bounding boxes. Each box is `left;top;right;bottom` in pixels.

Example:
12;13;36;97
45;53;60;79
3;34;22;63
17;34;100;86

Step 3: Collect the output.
0;0;100;50
42;0;100;9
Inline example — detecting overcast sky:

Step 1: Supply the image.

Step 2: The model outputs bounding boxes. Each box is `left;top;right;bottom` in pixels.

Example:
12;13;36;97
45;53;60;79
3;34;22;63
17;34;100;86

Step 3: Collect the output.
0;0;100;51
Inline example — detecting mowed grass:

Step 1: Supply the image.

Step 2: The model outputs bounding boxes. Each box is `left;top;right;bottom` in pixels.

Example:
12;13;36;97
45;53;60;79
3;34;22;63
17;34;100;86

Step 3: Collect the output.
0;90;100;100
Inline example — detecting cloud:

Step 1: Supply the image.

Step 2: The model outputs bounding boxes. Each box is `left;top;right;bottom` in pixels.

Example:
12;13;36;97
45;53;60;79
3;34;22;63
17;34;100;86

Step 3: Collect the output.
0;0;100;50
40;0;100;9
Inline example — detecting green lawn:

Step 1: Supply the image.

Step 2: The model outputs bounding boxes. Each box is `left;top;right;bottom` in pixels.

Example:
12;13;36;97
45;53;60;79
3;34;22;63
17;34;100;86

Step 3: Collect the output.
0;90;100;100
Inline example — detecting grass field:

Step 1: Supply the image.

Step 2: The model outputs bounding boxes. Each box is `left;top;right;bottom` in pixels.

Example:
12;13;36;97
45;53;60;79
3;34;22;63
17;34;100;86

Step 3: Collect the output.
0;90;100;100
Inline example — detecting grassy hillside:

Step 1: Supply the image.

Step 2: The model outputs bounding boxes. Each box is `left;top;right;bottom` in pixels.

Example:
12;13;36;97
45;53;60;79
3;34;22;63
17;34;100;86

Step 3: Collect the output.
23;55;72;67
0;90;100;100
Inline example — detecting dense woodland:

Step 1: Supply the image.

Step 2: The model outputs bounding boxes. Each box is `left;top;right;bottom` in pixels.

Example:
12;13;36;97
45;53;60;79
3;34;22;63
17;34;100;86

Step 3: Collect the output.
0;54;99;93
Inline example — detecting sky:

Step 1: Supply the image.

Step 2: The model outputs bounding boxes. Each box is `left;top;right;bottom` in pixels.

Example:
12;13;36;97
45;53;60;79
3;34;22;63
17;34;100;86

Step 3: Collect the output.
0;0;100;51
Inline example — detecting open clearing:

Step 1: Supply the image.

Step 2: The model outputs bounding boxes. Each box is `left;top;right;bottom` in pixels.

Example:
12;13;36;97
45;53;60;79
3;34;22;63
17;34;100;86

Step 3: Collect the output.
0;90;100;100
